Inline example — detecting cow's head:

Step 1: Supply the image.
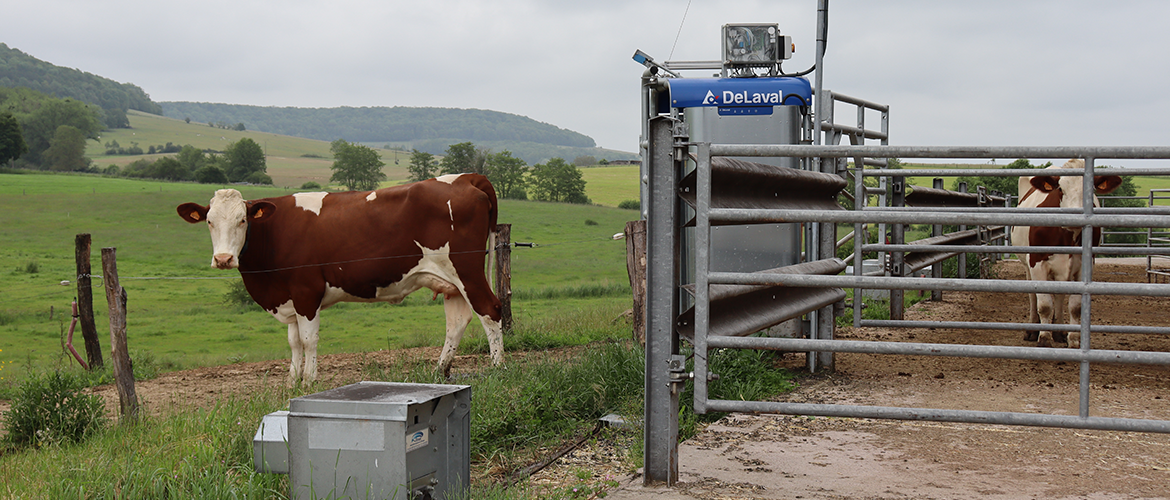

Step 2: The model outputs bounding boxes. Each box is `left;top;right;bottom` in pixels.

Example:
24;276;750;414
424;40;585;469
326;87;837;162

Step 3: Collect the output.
177;189;276;269
1029;159;1123;206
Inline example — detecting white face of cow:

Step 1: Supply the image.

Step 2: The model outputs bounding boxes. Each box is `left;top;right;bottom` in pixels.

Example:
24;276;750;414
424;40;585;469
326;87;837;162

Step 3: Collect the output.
205;189;250;269
177;189;276;270
1026;159;1124;236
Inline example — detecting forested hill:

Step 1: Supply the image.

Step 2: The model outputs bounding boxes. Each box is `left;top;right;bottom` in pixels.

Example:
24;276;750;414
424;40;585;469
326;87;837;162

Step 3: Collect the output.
0;43;162;127
160;102;596;148
160;101;632;165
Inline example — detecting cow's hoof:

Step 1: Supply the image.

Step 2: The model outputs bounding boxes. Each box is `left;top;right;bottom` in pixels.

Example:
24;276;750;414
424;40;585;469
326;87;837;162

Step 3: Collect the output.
1023;331;1039;342
1037;338;1053;348
1052;332;1069;344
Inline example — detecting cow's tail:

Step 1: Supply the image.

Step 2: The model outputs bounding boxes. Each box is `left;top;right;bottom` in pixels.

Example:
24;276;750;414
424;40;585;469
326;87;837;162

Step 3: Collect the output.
469;173;499;232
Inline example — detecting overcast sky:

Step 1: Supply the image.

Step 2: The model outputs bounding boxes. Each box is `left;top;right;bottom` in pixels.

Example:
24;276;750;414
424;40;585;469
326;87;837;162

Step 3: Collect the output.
3;1;1167;161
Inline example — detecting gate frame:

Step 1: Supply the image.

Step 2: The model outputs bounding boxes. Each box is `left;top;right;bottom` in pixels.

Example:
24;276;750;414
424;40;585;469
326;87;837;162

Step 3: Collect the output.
646;143;1170;484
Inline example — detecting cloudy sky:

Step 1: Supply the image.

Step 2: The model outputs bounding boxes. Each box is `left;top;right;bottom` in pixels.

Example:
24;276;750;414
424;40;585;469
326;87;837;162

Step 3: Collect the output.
3;1;1167;159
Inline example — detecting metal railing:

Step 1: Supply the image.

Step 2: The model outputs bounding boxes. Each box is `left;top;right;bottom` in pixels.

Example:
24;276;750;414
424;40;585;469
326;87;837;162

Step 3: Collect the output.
685;144;1170;436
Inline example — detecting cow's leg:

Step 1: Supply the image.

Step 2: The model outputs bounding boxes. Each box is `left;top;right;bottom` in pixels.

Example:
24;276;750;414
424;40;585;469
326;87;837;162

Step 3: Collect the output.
1023;292;1040;342
478;314;504;367
1051;294;1070;345
438;295;474;378
295;313;321;385
1035;293;1056;347
286;321;303;387
1065;294;1083;348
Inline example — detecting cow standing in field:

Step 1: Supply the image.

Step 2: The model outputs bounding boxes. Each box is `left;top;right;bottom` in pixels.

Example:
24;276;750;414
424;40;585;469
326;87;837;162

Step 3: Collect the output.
177;174;504;385
1011;159;1122;348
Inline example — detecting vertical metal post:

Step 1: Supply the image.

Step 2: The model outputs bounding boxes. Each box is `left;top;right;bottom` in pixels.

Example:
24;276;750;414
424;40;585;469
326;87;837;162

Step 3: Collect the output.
958;182;968;280
890;178;906;320
1079;157;1096;418
693;143;711;413
853;168;865;328
643;116;680;485
931;178;944;301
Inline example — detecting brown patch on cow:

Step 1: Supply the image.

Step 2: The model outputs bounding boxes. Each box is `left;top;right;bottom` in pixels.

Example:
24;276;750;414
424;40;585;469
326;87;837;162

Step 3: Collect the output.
1026;226;1081;267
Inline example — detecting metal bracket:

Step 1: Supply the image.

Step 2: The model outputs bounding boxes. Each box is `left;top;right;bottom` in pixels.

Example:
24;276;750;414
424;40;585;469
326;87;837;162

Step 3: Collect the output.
667;354;691;395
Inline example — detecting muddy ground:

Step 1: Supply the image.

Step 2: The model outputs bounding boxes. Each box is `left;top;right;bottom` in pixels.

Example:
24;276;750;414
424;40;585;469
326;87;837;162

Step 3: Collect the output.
613;259;1170;499
3;260;1169;499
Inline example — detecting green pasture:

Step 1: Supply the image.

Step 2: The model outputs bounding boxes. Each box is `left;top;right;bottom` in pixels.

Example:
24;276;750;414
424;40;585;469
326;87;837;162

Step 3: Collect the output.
0;172;637;390
87;111;413;188
580;165;640;207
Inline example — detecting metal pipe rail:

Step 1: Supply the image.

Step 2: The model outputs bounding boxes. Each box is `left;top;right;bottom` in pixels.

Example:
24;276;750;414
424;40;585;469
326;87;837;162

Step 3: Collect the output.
703;400;1170;434
708;271;1170;297
860;319;1170;336
708;336;1170;366
710;207;1170;228
707;144;1170;160
861;244;1170;256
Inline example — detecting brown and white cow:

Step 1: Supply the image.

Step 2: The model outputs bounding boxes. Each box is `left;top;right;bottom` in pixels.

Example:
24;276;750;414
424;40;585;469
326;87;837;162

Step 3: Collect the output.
1011;159;1122;348
177;173;503;385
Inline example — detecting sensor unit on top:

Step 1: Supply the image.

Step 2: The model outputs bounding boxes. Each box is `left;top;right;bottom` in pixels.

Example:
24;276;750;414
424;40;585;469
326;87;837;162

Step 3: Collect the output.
722;23;793;67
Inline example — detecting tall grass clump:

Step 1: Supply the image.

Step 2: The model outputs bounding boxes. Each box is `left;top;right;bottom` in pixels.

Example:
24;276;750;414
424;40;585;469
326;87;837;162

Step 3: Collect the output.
0;387;291;497
2;370;107;448
511;282;629;301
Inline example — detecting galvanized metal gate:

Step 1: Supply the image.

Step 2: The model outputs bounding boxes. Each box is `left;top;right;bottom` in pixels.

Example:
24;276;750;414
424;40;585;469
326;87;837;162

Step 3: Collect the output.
643;136;1170;483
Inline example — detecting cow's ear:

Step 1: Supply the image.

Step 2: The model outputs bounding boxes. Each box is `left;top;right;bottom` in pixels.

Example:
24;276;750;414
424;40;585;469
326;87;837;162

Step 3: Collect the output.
1030;176;1061;193
177;203;209;224
248;201;277;222
1094;175;1123;195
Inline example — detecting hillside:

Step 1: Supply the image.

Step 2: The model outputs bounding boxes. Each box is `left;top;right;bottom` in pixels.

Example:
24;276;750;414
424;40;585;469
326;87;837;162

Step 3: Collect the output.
160;101;637;165
86;110;642;203
0;43;161;127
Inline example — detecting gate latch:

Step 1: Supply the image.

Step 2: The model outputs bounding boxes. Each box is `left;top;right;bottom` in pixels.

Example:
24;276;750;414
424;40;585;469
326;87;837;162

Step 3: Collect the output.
667;354;692;395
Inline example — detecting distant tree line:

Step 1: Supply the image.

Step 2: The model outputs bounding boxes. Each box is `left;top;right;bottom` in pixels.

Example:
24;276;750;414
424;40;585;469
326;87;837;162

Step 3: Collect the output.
103;137;271;184
0;43;161;129
159;102;597;149
408;141;591;204
104;140;183;155
0;87;103;171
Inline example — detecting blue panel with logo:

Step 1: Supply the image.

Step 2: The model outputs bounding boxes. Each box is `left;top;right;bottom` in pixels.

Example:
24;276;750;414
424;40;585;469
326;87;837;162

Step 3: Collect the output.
666;77;812;110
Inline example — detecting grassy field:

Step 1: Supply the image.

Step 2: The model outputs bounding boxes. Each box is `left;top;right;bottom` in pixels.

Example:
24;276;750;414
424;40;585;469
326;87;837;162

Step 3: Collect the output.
0;172;639;391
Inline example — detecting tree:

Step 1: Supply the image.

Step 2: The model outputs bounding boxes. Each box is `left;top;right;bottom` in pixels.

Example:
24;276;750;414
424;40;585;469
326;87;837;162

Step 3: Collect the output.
193;164;228;184
485;150;528;200
223;137;266;182
408;149;437;182
572;155;596;167
18;97;103;167
951;158;1045;198
0;112;28;166
529;157;589;204
43;125;90;171
329;139;386;191
439;141;477;175
177;145;206;173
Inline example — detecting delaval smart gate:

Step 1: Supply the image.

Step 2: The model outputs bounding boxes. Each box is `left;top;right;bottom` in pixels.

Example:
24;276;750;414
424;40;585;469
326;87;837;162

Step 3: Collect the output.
636;8;1170;488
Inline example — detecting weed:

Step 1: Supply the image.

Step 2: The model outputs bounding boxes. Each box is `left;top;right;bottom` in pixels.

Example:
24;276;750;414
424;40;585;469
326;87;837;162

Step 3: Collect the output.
2;370;107;448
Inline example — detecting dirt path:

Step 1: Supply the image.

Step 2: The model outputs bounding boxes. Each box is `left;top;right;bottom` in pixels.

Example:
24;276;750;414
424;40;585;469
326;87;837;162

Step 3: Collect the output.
611;259;1170;499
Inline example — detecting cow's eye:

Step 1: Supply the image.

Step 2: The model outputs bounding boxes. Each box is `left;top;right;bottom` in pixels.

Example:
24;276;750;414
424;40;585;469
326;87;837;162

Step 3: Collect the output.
239;218;247;226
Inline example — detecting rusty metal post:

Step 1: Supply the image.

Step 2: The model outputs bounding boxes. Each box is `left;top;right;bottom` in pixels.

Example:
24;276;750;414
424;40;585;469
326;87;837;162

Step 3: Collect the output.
101;247;138;421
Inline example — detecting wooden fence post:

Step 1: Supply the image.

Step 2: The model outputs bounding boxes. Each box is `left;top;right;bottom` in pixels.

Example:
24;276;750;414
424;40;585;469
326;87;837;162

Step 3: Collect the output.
625;220;647;346
74;234;103;370
493;224;513;333
101;247;138;421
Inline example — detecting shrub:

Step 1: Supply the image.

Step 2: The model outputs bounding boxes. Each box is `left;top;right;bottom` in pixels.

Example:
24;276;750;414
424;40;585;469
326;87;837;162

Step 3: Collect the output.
223;279;259;310
617;199;640;211
299;181;322;190
3;371;107;448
